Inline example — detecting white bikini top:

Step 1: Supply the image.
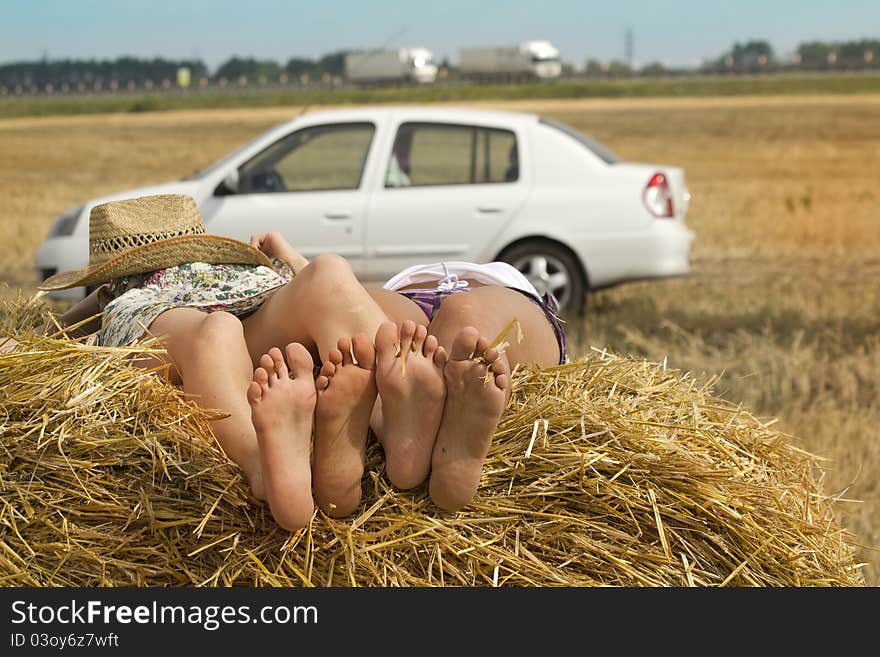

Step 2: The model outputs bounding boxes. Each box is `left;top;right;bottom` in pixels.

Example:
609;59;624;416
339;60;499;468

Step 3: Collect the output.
383;261;540;297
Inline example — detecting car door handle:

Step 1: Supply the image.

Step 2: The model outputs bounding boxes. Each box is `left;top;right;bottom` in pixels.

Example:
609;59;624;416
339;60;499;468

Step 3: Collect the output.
476;206;504;214
324;210;352;220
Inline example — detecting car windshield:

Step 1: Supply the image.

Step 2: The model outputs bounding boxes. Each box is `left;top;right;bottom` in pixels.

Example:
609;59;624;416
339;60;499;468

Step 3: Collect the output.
538;117;621;164
184;121;296;180
186;132;272;180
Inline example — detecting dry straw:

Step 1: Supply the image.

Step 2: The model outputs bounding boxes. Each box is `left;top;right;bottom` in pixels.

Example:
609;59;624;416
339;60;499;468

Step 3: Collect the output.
0;295;865;587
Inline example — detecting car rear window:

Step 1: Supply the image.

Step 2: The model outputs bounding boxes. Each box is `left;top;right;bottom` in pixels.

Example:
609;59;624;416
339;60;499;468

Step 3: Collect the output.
538;117;621;164
387;122;519;187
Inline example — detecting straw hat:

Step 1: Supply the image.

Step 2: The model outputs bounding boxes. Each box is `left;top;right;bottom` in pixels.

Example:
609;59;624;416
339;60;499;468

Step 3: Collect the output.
39;194;273;291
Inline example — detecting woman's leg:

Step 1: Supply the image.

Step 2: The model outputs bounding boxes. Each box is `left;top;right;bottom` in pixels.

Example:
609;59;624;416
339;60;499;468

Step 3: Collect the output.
145;308;265;494
241;255;394;519
367;289;448;490
312;334;377;518
142;308;315;531
425;287;561;370
373;320;447;490
423;287;561;511
366;287;430;330
247;343;317;531
429;328;508;511
242;254;390;363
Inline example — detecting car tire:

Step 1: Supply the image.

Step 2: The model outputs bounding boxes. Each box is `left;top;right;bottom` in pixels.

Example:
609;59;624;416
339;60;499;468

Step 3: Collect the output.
498;240;587;317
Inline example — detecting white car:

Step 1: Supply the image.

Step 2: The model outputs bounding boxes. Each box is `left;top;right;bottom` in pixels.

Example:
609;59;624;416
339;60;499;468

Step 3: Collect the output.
37;105;694;315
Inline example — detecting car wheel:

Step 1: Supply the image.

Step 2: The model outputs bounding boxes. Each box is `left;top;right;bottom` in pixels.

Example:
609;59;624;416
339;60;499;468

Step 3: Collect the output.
499;241;587;317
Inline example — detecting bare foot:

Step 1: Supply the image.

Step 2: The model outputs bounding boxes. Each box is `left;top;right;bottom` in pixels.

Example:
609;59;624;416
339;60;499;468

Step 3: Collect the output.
313;334;377;518
247;343;317;531
375;320;447;490
428;327;510;512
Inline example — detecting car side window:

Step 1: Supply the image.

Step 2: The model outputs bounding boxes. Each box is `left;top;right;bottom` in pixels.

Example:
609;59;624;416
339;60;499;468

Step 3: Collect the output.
385;122;518;188
238;122;375;193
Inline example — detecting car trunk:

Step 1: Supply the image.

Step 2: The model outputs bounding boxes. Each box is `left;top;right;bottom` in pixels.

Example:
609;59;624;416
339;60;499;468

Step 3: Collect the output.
612;162;690;222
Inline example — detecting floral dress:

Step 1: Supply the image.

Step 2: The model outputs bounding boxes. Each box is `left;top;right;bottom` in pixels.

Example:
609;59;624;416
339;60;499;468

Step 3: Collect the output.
96;261;292;347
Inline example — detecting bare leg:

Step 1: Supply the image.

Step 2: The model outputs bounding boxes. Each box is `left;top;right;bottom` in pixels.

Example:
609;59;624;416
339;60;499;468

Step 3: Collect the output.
428;328;509;511
374;320;447;490
143;308;267;500
312;334;377;518
366;286;431;448
243;254;391;364
425;287;561;370
247;343;316;531
366;287;429;329
424;287;560;510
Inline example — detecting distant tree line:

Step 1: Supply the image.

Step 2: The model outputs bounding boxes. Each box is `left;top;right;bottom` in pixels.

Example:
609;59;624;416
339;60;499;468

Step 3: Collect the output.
0;52;352;90
1;38;877;91
699;38;880;74
214;51;348;83
586;38;879;78
0;57;209;89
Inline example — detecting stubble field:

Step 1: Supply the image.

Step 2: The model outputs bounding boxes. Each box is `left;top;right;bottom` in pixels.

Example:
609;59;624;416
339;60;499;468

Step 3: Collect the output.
1;94;878;585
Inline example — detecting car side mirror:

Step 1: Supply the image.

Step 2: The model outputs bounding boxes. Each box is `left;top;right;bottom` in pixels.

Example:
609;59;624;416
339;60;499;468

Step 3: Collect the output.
220;170;240;195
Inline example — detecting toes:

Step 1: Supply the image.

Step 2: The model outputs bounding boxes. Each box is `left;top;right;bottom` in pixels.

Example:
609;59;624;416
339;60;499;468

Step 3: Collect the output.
412;323;429;354
336;337;353;365
481;346;500;364
433;345;448;368
399;320;417;354
319;359;336;380
375;321;400;366
351;333;376;371
254;366;269;388
474;336;495;361
246;380;262;406
449;327;480;361
489;357;508;376
422;332;438;357
259;353;276;379
315;374;330;392
489;358;509;391
327;347;344;368
268;346;288;379
285;342;314;378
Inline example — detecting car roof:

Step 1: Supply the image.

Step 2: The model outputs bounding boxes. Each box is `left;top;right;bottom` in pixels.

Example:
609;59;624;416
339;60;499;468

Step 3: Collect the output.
283;104;542;128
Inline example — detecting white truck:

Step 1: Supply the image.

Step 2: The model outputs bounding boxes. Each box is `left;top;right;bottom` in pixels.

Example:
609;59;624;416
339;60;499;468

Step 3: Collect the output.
459;40;562;82
344;48;438;85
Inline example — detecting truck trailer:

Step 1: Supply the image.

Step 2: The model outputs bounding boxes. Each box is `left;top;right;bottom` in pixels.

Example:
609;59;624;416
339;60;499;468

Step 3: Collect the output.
459;40;562;82
344;48;438;85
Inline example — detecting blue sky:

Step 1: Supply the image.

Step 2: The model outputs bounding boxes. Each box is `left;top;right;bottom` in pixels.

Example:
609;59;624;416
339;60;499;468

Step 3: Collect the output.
3;0;878;71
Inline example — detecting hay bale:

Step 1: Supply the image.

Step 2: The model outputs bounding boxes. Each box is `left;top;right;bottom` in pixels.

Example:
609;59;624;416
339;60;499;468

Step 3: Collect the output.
0;299;865;586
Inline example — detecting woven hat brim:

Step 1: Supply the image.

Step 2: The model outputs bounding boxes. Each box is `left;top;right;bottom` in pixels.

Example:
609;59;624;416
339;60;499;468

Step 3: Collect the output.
38;235;274;291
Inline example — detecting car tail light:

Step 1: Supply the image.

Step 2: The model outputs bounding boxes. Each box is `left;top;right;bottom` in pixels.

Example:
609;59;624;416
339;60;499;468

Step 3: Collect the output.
643;173;674;218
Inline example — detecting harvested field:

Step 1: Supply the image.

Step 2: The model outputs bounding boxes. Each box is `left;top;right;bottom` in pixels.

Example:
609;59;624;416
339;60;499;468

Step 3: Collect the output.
1;93;878;585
